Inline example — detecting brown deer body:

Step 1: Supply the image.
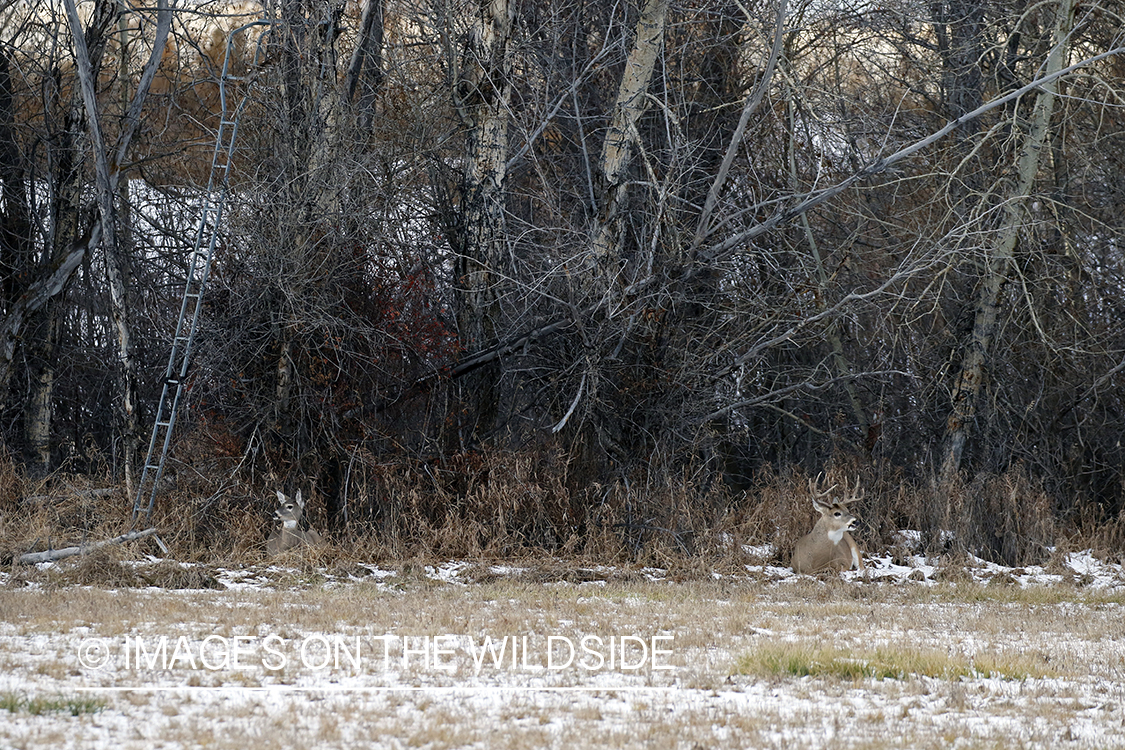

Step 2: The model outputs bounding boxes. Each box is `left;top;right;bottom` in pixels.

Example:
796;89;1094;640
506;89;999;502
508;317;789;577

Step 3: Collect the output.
791;476;864;574
266;490;323;556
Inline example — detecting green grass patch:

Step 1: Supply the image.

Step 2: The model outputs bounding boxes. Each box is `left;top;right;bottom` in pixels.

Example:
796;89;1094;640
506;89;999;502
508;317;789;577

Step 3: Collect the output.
735;644;1055;682
0;691;106;716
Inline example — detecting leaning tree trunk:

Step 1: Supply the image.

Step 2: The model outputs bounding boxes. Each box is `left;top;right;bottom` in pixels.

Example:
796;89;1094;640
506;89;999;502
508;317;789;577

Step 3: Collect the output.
589;0;668;288
0;236;90;397
938;0;1076;485
1;46;63;477
64;0;170;496
344;0;386;127
19;0;115;478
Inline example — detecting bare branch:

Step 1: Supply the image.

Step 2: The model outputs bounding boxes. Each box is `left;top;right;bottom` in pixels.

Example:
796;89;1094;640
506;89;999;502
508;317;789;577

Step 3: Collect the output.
694;43;1125;271
113;0;172;181
690;0;787;255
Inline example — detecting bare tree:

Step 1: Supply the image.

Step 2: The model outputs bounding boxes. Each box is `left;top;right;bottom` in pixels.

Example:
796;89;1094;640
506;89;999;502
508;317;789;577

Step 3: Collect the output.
63;0;171;495
589;0;668;285
938;0;1076;484
1;0;1124;560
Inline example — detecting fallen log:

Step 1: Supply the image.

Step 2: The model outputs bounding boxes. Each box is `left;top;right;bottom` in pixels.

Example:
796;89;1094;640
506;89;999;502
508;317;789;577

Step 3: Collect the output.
17;527;163;564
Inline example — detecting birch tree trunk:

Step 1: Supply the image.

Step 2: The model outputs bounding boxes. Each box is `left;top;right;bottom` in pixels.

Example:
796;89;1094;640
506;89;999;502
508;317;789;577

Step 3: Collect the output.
19;0;114;477
0;238;90;396
1;46;59;476
344;0;385;127
64;0;171;496
938;0;1076;485
590;0;668;287
269;0;348;524
452;0;515;439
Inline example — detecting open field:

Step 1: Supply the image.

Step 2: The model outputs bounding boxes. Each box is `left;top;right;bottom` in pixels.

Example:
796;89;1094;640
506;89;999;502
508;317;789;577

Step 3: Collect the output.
1;554;1124;749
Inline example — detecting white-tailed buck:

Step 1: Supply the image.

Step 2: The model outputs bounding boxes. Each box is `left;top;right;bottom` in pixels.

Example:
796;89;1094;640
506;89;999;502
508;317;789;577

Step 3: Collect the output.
791;476;864;574
267;490;323;555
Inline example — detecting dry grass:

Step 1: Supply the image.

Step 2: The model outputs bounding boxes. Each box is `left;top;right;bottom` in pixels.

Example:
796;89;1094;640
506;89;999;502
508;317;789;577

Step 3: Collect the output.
0;451;1121;575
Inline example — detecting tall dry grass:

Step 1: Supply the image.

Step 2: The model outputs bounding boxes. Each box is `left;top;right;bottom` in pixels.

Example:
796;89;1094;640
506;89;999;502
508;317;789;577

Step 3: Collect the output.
0;445;1122;570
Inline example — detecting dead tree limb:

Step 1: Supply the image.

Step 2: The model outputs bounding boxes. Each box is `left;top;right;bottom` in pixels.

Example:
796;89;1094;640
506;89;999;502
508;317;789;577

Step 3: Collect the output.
17;527;161;564
0;223;97;393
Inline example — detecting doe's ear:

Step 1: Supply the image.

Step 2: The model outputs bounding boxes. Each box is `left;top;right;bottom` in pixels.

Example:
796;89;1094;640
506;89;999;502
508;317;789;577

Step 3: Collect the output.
276;490;286;504
295;489;304;508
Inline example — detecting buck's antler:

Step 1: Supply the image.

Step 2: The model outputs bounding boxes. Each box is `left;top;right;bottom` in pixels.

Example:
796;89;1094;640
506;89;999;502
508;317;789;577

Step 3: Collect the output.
809;472;838;500
836;476;864;506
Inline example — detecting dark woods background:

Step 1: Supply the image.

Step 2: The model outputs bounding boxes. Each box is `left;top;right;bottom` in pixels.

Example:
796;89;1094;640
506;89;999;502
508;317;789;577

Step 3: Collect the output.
1;0;1123;565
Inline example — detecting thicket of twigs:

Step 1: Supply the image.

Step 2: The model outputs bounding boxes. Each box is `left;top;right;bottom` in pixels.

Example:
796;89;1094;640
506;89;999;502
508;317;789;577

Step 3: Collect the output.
2;0;1124;567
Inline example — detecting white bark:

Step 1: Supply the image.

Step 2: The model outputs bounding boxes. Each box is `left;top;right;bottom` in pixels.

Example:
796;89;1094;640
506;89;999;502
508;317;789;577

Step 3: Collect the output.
17;527;160;565
64;0;172;496
455;0;515;351
939;0;1076;482
590;0;669;281
0;235;91;393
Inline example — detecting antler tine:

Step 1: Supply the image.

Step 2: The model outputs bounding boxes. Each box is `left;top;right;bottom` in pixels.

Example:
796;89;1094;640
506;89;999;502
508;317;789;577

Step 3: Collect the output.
836;476;864;505
809;472;838;499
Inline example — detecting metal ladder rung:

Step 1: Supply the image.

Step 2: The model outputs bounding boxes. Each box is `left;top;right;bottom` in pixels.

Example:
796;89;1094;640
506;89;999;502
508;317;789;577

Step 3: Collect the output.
132;26;265;524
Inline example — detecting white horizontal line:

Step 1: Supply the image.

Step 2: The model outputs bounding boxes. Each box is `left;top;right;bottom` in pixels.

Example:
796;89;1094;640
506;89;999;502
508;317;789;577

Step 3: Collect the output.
74;685;681;694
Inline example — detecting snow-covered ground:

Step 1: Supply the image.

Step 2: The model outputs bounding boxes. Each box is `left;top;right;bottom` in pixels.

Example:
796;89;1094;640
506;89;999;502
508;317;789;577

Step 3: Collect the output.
1;547;1123;749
